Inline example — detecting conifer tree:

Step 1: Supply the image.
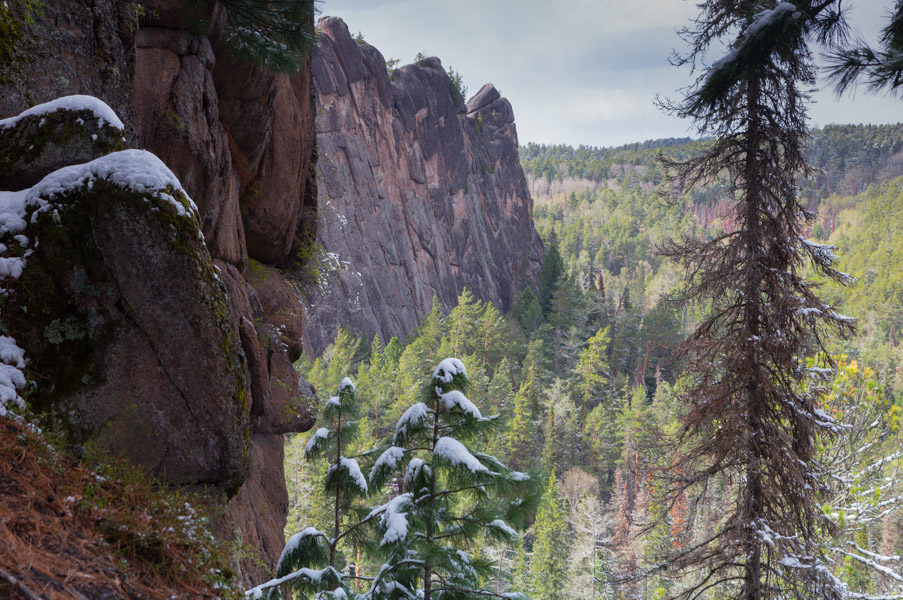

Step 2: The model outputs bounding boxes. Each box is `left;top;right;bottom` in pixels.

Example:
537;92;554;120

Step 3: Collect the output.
511;288;543;335
530;473;570;600
214;0;316;72
443;288;483;359
574;326;611;416
510;534;531;598
829;1;903;96
658;2;854;598
506;383;536;472
250;378;367;599
366;358;534;600
538;236;565;320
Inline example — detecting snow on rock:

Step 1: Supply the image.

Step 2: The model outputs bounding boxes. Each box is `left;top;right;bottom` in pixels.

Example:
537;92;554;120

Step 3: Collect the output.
0;95;125;131
0;337;27;418
379;493;411;546
340;456;368;494
0;189;31;236
305;427;329;454
29;149;198;218
439;389;482;419
434;436;487;473
432;357;467;383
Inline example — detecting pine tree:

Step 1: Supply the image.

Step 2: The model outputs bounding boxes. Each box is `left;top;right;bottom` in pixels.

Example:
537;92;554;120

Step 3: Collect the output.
251;378;367;599
443;288;483;359
506;382;535;472
538;236;564;320
511;288;543;335
658;3;854;599
568;491;606;600
530;473;570;600
511;534;531;598
366;358;534;600
214;0;316;72
574;326;611;416
829;1;903;96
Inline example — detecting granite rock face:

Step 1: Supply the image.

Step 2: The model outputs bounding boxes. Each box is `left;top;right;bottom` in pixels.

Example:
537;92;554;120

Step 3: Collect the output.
305;17;543;354
0;0;318;585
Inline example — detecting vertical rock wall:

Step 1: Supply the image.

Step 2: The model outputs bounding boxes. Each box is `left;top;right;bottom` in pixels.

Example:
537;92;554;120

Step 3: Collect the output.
305;17;544;354
0;0;318;585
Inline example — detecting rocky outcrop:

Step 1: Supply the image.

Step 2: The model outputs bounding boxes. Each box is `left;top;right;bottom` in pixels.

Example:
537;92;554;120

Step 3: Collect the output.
0;0;318;585
305;17;543;354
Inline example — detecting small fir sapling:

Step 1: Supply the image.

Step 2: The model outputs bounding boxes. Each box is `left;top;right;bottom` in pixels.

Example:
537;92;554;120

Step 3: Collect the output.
248;378;366;600
364;358;536;600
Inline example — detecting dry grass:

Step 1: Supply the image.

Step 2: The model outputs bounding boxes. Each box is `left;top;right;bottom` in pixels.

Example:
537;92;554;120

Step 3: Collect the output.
0;417;243;599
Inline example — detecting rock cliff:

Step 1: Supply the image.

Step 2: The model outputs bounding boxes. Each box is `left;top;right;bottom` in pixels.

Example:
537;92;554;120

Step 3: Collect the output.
304;17;543;354
0;0;317;585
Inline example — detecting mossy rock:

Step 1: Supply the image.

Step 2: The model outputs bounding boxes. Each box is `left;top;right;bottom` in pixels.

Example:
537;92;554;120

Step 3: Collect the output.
6;173;251;496
0;106;125;190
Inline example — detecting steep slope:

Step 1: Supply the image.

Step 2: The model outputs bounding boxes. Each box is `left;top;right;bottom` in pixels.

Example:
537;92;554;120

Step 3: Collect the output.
0;0;318;586
304;17;544;354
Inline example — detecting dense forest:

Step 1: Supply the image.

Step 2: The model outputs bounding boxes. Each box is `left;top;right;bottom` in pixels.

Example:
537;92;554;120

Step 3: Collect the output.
284;126;903;599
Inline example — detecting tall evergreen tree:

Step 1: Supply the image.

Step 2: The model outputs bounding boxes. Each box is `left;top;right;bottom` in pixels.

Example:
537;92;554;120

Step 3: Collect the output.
538;235;565;320
530;473;570;600
658;2;854;599
574;326;611;416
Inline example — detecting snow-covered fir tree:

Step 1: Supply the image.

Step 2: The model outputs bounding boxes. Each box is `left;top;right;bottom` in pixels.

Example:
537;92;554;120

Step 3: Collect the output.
248;377;367;600
365;358;534;600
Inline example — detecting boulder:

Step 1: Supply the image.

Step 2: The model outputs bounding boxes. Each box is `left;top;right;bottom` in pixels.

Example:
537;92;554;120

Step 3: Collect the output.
0;96;126;190
3;148;251;494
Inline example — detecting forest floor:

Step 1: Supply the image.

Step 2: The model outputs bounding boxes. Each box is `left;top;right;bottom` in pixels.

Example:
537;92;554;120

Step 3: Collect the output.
0;417;240;600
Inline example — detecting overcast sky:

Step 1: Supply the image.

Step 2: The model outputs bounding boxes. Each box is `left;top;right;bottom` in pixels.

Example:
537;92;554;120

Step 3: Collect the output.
319;0;901;147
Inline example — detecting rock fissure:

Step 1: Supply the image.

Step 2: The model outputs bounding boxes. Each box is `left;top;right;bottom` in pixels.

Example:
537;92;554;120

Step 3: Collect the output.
116;299;205;436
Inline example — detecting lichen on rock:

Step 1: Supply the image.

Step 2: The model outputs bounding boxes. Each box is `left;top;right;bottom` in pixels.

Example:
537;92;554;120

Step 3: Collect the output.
0;106;251;495
0;96;127;190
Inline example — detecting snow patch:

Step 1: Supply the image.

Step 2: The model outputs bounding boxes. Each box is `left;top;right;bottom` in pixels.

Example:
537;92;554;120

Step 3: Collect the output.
305;427;329;454
339;377;355;392
395;402;430;437
404;457;427;489
30;150;198;218
379;493;411;545
433;357;467;383
340;456;368;494
434;437;487;473
489;519;516;538
0;95;125;131
0;336;26;418
371;446;405;482
439;389;482;419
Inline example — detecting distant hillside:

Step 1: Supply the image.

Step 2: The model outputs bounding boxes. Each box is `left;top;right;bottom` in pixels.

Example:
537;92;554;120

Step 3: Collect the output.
521;122;903;207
